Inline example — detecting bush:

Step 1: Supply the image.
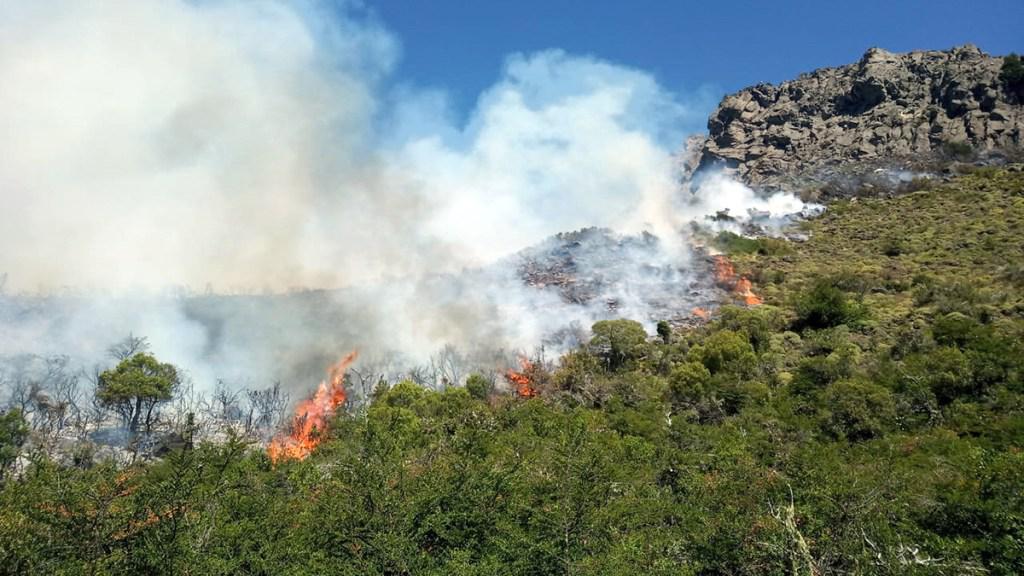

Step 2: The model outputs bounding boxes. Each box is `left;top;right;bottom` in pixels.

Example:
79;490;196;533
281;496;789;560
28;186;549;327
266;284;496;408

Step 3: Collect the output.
1000;53;1024;100
465;373;492;400
668;361;711;405
932;312;978;348
943;140;975;161
656;320;672;344
821;379;896;440
688;330;757;376
904;347;974;405
714;231;792;256
0;409;29;481
792;279;864;331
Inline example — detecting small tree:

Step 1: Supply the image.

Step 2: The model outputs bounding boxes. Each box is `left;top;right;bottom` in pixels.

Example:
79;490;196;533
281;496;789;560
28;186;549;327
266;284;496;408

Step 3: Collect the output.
97;353;179;434
589;319;648;371
821;379;896;441
793;279;863;331
656;320;672;344
1000;53;1024;100
0;408;29;481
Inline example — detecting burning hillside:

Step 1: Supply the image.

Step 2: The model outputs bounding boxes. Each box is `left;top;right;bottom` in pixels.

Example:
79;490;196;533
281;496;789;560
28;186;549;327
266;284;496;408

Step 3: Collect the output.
513;226;768;329
514;227;720;325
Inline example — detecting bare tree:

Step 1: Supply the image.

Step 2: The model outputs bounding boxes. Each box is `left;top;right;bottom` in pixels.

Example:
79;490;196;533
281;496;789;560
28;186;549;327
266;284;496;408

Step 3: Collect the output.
169;375;207;440
209;380;242;422
107;333;150;362
406;365;431;388
425;344;467;390
39;355;81;433
348;354;397;407
243;382;289;438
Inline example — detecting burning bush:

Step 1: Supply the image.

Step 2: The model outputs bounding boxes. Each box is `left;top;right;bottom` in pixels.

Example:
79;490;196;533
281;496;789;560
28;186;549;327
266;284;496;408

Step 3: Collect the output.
267;351;358;463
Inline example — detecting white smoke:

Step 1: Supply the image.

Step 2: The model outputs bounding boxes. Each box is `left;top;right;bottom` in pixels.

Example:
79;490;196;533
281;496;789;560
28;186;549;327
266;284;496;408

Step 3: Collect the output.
0;0;811;392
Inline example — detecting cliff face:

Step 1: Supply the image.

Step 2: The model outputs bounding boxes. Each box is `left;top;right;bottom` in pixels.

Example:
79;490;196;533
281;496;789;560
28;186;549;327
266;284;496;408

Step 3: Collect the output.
697;45;1023;190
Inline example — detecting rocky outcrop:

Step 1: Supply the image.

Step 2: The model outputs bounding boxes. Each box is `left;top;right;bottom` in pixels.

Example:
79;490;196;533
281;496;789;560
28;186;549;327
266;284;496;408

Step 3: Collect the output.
696;45;1023;191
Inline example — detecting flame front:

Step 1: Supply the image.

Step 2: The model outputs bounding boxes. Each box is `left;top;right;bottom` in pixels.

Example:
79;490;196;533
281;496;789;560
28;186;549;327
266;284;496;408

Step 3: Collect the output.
505;356;537;398
267;350;358;463
713;255;763;306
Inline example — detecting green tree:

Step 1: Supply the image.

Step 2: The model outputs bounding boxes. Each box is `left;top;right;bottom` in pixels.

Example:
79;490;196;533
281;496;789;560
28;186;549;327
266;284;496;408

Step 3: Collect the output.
0;408;28;481
1000;53;1024;99
97;353;179;433
656;320;672;344
793;279;863;331
589;319;648;371
821;379;895;440
689;330;756;375
668;361;711;405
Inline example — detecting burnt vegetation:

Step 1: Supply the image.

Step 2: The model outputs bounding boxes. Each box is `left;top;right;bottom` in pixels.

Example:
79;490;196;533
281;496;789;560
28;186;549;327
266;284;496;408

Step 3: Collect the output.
1;170;1024;574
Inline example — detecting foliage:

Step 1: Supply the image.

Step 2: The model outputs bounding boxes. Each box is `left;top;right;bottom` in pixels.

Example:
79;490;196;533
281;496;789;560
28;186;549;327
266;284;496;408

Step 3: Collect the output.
820;379;895;440
942;140;975;161
97;353;179;433
714;230;792;256
588;319;648;371
1000;53;1024;100
792;278;864;330
464;373;492;400
0;409;28;481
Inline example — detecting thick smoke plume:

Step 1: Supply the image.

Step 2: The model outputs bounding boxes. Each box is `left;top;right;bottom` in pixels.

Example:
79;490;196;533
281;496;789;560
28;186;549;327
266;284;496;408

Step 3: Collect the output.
0;0;810;393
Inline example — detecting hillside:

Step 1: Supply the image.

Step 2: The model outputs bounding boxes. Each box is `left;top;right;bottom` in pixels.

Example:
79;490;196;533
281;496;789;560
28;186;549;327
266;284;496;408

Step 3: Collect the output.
2;169;1022;574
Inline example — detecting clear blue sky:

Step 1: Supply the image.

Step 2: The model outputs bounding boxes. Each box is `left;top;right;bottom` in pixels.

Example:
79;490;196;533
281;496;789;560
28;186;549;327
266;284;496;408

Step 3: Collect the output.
363;0;1023;127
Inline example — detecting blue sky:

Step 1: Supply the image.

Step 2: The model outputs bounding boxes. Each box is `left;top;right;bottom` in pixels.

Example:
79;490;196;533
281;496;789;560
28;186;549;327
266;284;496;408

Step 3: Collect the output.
364;0;1024;129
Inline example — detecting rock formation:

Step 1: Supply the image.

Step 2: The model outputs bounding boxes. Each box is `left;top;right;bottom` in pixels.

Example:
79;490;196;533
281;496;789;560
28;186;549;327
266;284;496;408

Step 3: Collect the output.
695;45;1023;192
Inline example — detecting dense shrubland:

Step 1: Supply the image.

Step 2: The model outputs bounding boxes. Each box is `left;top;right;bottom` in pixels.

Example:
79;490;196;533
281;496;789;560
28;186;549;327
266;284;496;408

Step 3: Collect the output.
1;170;1023;574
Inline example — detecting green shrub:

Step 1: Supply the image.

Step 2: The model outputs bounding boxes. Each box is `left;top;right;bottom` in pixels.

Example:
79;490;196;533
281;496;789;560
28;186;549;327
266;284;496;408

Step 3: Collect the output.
688;330;757;375
668;361;711;405
943;140;975;161
821;379;896;440
714;231;761;254
1000;53;1024;99
792;279;864;331
932;312;979;348
465;373;492;400
0;409;28;481
714;231;792;256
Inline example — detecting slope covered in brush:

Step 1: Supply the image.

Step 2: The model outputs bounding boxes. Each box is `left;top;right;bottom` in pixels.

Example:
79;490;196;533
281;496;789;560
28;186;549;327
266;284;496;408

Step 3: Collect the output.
2;169;1023;574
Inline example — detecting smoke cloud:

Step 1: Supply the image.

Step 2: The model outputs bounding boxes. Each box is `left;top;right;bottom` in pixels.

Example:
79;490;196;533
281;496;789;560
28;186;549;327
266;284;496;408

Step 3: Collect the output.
0;0;810;392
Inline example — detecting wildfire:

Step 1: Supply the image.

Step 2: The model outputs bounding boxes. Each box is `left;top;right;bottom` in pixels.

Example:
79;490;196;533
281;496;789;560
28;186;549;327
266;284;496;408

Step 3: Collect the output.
713;255;763;306
505;356;537;398
691;307;710;320
267;350;358;463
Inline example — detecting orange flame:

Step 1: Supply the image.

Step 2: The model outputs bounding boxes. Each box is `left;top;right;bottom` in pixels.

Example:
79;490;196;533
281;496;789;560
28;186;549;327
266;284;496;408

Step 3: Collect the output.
267;350;358;463
692;307;710;320
505;356;537;398
735;277;764;306
713;255;763;306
